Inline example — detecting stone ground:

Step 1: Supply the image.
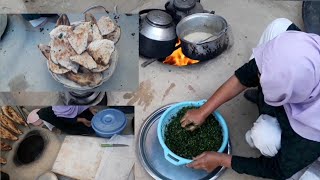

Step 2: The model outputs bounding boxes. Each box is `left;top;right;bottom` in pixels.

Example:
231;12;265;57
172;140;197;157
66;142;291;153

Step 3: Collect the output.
0;0;314;180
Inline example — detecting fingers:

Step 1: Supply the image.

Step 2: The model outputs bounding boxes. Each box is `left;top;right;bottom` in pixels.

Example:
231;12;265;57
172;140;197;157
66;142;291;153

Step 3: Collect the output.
180;114;187;123
187;159;201;168
193;152;207;160
187;159;207;171
181;115;191;128
85;121;92;127
185;125;197;131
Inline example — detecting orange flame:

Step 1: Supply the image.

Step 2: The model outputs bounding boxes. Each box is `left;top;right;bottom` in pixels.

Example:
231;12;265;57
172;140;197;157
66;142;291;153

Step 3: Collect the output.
163;40;199;66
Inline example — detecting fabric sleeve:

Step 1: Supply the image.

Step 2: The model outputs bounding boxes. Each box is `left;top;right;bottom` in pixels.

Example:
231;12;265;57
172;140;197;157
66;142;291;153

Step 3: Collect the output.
234;59;260;87
58;116;78;124
231;144;320;180
232;155;289;180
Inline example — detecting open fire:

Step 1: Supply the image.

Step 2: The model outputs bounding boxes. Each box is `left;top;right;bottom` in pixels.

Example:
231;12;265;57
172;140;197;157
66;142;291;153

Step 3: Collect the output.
163;40;199;66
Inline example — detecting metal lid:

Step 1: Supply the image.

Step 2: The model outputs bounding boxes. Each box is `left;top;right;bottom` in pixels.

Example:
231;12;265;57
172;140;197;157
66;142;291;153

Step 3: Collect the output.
92;109;127;135
146;10;173;26
173;0;196;11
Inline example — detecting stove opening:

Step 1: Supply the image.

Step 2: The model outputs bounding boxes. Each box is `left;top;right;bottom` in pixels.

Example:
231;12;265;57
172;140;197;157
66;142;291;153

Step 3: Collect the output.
163;39;199;66
14;131;46;165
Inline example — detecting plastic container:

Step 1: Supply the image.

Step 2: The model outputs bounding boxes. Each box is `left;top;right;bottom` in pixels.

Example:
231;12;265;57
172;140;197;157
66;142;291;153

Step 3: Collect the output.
157;100;229;166
92;109;127;138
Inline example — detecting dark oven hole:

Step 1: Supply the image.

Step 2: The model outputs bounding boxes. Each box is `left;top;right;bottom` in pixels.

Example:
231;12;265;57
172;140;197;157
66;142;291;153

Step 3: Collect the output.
14;130;46;166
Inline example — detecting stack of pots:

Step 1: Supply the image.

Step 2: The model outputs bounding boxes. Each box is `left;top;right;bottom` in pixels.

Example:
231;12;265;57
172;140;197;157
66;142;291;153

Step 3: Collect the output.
139;10;229;61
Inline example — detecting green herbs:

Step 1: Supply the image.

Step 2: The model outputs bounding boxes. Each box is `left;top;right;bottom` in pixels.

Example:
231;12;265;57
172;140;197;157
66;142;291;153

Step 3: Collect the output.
164;106;223;159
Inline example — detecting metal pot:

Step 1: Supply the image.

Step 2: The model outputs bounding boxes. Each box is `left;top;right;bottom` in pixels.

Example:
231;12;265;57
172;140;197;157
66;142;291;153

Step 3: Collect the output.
176;13;229;60
139;9;177;59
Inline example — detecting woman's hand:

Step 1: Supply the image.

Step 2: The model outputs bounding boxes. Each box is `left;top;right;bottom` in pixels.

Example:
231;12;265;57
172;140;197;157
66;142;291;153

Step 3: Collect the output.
89;107;99;115
187;152;232;173
180;109;206;131
77;118;92;127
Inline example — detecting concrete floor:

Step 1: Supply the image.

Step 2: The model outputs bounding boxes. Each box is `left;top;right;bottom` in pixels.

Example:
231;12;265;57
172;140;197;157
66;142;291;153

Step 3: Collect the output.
0;0;147;13
0;0;310;179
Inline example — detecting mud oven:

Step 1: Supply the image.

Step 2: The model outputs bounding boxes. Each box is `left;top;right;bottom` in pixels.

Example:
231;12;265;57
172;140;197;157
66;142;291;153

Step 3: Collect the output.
1;108;61;180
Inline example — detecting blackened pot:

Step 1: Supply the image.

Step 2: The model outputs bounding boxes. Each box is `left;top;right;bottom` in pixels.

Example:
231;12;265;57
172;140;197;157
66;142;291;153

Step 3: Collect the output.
176;13;229;60
139;9;177;59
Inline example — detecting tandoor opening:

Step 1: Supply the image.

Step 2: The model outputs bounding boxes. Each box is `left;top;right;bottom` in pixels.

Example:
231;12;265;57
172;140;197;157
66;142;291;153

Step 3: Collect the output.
14;131;45;165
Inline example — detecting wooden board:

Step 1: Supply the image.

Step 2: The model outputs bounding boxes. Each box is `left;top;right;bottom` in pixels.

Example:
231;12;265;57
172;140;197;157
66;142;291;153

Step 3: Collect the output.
52;136;105;180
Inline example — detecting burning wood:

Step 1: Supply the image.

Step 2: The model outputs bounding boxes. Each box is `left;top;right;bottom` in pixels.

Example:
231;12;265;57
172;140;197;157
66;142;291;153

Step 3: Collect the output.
163;40;199;66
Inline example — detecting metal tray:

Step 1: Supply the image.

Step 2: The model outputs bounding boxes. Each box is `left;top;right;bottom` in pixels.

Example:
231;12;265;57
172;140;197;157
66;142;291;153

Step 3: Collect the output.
137;104;231;180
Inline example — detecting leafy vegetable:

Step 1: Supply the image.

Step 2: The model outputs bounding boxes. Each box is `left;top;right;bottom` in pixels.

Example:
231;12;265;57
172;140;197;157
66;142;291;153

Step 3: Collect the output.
164;106;223;159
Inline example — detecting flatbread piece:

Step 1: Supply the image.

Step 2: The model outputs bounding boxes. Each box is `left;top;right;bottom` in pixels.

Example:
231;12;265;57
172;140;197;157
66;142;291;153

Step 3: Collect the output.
1;106;27;127
0;126;18;141
97;16;116;36
50;37;79;73
68;22;90;54
65;68;102;87
38;44;70;74
70;52;97;70
104;26;121;43
87;39;114;66
0;113;22;135
0;157;6;165
49;25;73;39
1;142;12;151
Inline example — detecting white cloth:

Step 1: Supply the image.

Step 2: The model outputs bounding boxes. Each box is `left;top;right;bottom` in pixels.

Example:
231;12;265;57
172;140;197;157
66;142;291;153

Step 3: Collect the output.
246;115;282;157
43;121;55;131
249;18;293;59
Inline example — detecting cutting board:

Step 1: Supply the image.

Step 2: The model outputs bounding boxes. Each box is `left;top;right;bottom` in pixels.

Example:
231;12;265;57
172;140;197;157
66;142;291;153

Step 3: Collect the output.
52;136;105;180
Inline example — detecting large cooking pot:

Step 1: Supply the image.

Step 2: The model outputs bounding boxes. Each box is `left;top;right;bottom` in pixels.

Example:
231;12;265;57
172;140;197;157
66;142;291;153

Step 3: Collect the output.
176;13;229;60
139;9;177;59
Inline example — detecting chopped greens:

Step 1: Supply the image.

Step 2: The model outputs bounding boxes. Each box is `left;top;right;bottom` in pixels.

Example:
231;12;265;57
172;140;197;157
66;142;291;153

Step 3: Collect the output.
164;106;223;159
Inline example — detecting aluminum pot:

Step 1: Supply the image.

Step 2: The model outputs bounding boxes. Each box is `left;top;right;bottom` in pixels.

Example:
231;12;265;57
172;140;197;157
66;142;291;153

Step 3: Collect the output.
139;9;177;59
176;13;229;60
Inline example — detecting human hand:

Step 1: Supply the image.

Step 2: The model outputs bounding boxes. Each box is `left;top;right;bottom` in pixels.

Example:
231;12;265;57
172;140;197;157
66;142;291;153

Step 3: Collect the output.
89;107;99;115
78;118;92;127
180;109;206;131
187;152;231;173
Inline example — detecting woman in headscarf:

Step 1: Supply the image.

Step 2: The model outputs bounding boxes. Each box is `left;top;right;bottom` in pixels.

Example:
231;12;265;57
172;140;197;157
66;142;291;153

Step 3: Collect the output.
27;106;98;135
182;18;320;179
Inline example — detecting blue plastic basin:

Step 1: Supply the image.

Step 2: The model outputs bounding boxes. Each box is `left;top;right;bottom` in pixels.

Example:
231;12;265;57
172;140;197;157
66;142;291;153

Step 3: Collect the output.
157;100;229;166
